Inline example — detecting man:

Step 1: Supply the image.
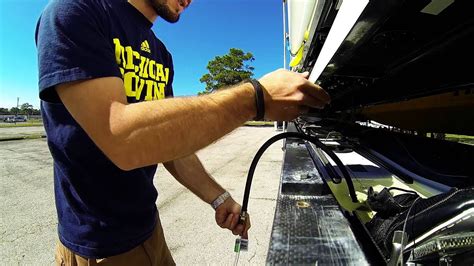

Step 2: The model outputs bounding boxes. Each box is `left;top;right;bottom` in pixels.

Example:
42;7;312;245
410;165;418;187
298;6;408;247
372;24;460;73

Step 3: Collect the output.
36;0;330;264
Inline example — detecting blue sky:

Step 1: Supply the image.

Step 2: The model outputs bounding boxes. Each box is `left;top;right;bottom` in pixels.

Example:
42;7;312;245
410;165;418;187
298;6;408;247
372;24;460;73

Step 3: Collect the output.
0;0;285;109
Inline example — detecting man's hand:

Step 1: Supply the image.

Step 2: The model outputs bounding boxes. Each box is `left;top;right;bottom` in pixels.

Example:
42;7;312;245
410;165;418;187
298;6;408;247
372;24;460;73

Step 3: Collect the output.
215;197;251;239
259;69;331;121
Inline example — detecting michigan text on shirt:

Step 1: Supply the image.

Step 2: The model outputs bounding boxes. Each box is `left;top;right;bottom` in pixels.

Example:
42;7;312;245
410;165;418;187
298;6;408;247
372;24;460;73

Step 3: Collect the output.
113;38;170;101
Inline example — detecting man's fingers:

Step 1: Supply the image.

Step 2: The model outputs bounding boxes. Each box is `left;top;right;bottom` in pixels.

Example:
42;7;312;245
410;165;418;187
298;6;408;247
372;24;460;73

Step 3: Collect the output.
301;82;331;104
301;95;326;110
223;213;233;229
232;224;243;236
238;214;251;237
229;214;239;230
245;215;251;231
242;216;251;239
216;213;225;228
299;71;310;79
232;214;250;236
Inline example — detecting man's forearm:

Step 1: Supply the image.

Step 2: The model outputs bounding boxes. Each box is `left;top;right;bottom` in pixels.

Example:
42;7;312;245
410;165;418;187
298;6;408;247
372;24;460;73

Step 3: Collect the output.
100;82;255;170
163;154;224;204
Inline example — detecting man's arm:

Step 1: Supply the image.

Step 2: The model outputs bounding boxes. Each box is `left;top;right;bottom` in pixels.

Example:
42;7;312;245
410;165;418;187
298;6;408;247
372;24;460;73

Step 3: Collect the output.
163;154;225;204
57;77;255;170
163;154;250;237
56;69;330;170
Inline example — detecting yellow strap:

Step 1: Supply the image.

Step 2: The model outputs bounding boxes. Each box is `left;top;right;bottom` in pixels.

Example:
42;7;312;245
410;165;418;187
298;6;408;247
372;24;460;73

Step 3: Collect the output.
289;30;311;67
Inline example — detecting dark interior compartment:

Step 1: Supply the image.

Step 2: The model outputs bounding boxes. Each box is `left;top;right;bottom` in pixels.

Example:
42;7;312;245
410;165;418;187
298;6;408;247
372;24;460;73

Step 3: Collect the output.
302;0;474;115
357;129;474;188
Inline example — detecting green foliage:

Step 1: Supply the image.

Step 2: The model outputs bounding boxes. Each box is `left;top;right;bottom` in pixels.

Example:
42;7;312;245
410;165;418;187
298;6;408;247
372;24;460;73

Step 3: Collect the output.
9;107;20;115
199;48;255;94
21;103;33;115
0;104;40;115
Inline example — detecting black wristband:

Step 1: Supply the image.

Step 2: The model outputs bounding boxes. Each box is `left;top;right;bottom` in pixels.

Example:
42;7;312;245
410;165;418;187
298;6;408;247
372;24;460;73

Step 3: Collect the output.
249;79;265;121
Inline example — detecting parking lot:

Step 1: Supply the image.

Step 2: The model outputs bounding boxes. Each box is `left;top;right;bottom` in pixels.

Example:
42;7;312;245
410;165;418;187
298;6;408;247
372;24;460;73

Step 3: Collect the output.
0;126;284;265
0;125;46;141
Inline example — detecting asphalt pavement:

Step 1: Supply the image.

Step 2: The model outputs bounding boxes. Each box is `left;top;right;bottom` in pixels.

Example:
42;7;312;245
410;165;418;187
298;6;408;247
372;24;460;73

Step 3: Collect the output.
0;126;46;141
0;126;284;265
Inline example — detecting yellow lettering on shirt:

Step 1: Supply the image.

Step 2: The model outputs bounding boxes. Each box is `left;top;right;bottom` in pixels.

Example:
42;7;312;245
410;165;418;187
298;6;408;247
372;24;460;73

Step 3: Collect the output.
113;38;170;101
164;68;169;85
113;39;124;65
123;71;137;97
144;80;155;101
148;60;156;80
135;79;146;100
155;82;166;100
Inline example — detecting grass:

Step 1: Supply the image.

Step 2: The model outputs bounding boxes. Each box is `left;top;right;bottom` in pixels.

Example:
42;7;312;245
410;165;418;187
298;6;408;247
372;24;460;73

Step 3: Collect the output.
244;121;275;127
445;134;474;146
0;119;43;128
0;134;46;141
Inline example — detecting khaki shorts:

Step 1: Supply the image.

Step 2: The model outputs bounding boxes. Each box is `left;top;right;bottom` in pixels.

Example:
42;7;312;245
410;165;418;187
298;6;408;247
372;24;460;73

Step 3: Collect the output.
55;218;175;266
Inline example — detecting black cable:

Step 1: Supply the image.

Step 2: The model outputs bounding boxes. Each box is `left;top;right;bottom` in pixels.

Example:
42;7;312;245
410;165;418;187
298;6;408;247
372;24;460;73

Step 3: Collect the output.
241;132;358;215
387;187;419;195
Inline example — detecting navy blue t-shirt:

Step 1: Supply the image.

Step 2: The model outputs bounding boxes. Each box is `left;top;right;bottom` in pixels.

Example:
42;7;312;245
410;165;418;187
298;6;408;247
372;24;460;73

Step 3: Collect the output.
35;0;174;258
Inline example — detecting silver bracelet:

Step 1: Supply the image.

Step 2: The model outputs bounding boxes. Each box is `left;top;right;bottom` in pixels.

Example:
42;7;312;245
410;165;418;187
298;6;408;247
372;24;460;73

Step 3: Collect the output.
211;191;231;210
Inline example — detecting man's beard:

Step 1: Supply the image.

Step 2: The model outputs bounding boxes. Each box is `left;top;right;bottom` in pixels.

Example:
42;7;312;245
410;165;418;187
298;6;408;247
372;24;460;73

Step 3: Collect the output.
147;0;180;23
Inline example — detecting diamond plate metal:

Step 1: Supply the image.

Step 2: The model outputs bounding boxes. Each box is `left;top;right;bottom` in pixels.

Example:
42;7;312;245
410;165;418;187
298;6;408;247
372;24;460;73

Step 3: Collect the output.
267;138;368;265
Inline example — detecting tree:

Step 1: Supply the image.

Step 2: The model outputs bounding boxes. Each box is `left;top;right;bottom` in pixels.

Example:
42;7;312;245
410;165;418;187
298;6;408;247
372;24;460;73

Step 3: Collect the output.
31;108;41;115
9;107;20;115
20;103;34;117
0;108;9;115
199;48;255;94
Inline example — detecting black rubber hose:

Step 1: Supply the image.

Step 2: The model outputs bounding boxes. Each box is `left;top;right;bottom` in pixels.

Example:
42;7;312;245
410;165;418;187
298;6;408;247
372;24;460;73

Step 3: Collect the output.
241;132;358;213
